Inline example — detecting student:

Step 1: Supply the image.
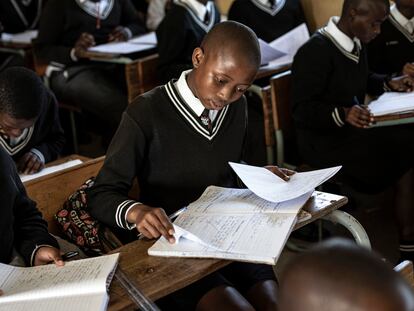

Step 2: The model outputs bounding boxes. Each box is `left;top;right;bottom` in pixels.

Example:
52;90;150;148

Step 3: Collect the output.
0;67;65;174
228;0;306;42
292;0;414;260
368;0;414;78
88;21;294;310
35;0;147;141
0;0;43;72
0;146;62;267
156;0;220;83
279;238;414;311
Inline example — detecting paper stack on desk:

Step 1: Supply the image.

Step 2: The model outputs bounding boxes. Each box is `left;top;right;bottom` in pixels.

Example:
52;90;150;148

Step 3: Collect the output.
148;164;341;265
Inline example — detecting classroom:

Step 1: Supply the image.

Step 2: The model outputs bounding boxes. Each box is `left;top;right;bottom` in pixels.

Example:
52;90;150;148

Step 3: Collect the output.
1;0;414;310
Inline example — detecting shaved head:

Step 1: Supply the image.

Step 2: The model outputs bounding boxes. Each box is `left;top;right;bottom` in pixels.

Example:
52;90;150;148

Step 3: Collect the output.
342;0;389;15
279;239;414;311
200;21;261;71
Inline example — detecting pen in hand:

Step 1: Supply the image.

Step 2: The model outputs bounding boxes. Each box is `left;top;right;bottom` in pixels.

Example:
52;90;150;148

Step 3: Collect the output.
137;206;188;240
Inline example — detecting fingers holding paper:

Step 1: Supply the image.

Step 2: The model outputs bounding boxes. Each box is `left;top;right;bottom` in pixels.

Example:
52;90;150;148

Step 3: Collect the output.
127;204;175;243
34;246;64;266
344;105;373;128
265;165;296;181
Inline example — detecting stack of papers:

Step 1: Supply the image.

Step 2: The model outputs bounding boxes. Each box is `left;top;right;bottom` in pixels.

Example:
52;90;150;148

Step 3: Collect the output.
369;92;414;117
20;159;83;183
0;30;38;44
148;163;341;265
259;23;309;68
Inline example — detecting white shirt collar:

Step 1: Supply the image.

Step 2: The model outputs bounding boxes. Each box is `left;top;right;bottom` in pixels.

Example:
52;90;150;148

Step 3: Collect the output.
175;70;218;120
176;0;209;21
391;3;414;32
325;16;361;53
254;0;271;8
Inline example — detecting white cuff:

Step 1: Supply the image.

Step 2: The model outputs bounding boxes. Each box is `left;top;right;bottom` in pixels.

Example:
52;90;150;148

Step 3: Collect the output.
332;107;345;127
124;27;133;40
70;48;78;62
30;148;45;164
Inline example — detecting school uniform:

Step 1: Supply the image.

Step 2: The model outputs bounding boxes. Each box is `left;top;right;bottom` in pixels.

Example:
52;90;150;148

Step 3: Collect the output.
146;0;169;31
228;0;305;42
35;0;146;135
0;147;59;266
0;0;43;71
88;70;275;309
292;17;414;193
368;4;414;76
0;89;65;165
156;0;220;83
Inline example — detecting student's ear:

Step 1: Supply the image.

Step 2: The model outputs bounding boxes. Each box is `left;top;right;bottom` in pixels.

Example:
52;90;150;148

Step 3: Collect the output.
192;47;205;69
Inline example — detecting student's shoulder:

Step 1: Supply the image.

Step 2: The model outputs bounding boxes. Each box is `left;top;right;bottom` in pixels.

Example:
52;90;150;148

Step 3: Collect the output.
295;31;332;58
0;147;14;174
43;0;71;10
126;85;168;120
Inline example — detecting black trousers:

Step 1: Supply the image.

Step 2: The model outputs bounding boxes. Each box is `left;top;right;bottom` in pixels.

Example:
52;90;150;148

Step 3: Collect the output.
50;64;128;137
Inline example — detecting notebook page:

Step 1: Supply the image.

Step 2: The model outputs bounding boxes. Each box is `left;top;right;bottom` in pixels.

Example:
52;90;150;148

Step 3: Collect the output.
20;159;83;183
0;254;119;304
0;292;108;311
229;162;341;203
259;39;286;65
129;32;157;45
186;186;312;214
368;92;414;116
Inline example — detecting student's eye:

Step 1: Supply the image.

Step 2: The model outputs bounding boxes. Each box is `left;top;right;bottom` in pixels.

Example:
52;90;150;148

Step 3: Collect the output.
236;87;247;93
215;77;226;85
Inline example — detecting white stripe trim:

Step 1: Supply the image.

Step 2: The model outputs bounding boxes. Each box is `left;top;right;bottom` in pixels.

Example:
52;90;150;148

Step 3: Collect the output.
115;200;135;228
124;203;141;230
332;110;343;127
334;108;345;126
0;126;34;155
389;15;414;43
319;29;360;63
250;0;286;16
10;0;29;27
30;148;45;164
175;1;216;32
165;82;229;141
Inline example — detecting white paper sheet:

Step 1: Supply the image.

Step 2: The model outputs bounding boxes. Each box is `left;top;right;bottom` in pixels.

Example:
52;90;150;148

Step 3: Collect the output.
0;30;38;44
229;162;341;203
368;92;414;116
149;186;311;264
0;254;118;311
88;41;155;54
20;159;83;183
129;32;157;45
259;39;286;65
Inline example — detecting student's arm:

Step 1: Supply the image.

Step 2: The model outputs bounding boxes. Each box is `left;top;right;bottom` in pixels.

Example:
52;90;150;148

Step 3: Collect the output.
30;92;65;164
156;8;192;82
292;40;347;129
34;0;74;66
11;166;60;266
146;0;168;31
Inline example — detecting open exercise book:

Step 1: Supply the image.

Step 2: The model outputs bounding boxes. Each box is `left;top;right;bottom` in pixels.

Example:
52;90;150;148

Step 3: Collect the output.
369;92;414;121
148;164;341;265
0;253;119;311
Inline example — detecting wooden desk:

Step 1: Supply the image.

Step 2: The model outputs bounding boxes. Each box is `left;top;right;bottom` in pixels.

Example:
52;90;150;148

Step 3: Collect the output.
107;191;347;311
256;63;291;80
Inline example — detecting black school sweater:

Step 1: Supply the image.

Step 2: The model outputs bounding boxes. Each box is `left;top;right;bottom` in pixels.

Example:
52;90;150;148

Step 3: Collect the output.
88;81;247;230
368;16;414;76
156;1;220;83
0;148;59;265
35;0;146;67
228;0;305;42
0;0;42;32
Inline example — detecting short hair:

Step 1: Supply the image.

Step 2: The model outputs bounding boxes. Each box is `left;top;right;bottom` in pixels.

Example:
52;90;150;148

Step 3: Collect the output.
0;67;46;120
342;0;389;15
279;238;414;311
200;21;261;70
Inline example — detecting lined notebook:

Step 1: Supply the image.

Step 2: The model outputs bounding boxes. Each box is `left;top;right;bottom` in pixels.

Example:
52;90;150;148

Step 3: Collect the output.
0;254;119;311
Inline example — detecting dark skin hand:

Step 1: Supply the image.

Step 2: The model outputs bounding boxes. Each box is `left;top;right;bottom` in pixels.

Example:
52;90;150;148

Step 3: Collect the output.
73;32;96;59
344;105;374;128
265;166;296;181
402;63;414;78
108;26;128;42
17;152;44;174
388;75;414;92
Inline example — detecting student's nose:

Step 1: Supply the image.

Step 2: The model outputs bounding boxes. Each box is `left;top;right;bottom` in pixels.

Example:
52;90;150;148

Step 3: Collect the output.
218;86;233;101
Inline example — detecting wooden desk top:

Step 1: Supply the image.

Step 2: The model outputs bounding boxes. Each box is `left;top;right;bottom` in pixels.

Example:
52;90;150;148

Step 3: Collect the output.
107;191;347;311
256;63;291;80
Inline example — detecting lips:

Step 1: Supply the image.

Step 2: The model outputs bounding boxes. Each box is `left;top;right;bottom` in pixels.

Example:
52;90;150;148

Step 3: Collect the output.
209;99;225;110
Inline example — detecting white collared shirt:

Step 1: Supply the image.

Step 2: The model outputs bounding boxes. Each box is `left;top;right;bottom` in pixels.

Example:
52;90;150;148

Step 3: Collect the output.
325;16;361;53
175;70;218;121
175;0;210;21
391;3;414;34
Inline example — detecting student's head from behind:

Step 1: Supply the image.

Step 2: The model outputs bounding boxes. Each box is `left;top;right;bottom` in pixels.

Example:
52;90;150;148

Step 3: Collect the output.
0;67;46;138
279;238;414;311
340;0;389;43
187;21;260;111
395;0;414;9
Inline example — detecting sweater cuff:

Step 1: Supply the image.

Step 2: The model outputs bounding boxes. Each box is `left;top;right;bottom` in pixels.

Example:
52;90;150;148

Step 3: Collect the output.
30;244;55;266
30;148;45;164
116;200;140;230
124;27;133;40
331;107;345;127
70;48;78;62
